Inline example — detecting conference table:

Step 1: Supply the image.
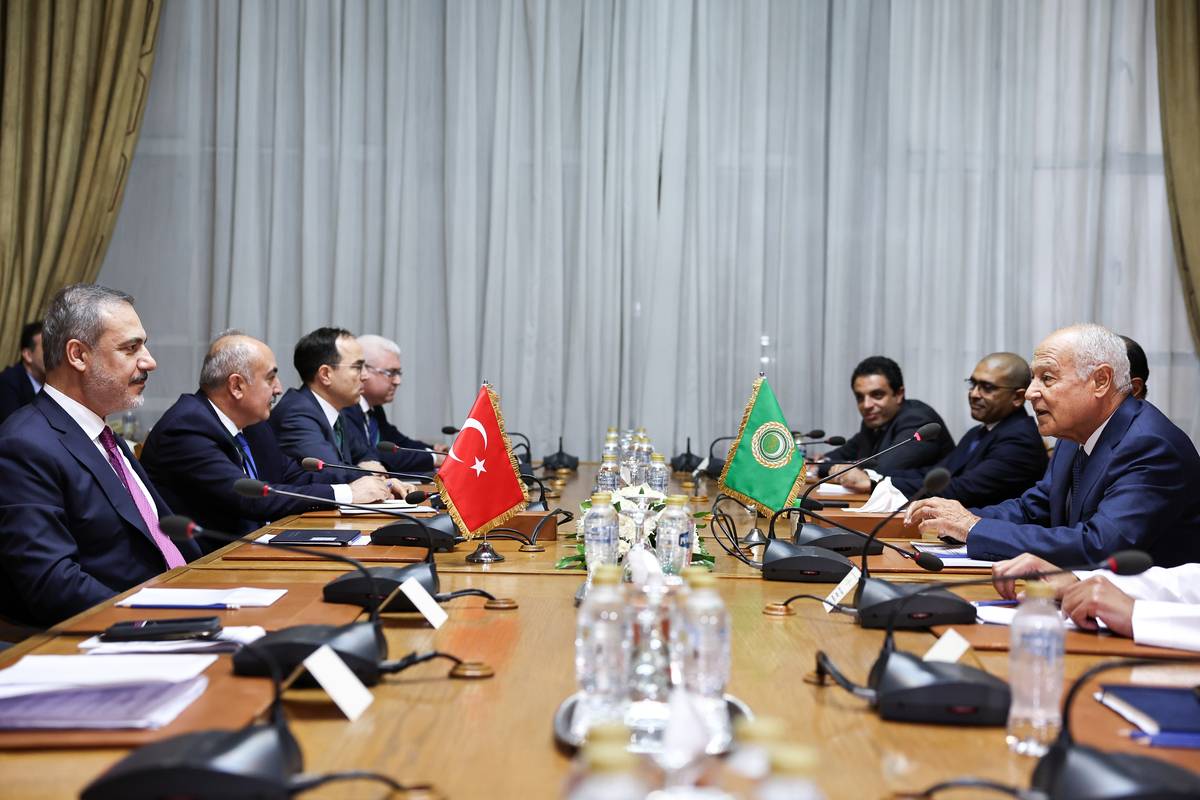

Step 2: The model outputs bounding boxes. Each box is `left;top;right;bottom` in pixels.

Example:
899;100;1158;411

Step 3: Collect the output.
2;466;1198;798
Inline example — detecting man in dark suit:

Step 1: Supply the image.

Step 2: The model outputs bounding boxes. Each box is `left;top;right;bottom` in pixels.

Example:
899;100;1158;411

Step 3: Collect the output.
141;333;392;542
907;324;1200;567
852;352;1046;507
344;334;445;475
1120;334;1148;400
0;321;45;424
270;327;412;491
0;284;200;626
818;355;955;480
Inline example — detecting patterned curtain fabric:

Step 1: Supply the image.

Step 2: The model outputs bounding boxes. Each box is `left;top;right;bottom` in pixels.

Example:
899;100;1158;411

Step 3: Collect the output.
0;0;160;360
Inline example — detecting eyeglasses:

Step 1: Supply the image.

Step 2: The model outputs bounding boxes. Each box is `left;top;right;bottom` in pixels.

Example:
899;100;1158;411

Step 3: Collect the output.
364;365;403;380
330;362;366;374
964;378;1022;394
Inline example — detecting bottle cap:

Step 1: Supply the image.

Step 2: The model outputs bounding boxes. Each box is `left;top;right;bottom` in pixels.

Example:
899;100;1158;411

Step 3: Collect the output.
665;494;689;507
651;452;665;462
593;564;623;585
583;742;638;772
733;716;787;744
586;721;631;745
602;454;618;463
769;744;818;776
680;565;708;583
1024;580;1056;600
686;571;717;589
590;492;613;505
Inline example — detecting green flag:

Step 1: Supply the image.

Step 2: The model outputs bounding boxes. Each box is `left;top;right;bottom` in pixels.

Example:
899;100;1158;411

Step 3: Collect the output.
718;377;805;515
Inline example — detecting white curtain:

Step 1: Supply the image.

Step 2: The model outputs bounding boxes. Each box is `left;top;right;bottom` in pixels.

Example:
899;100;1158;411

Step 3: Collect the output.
99;0;1200;460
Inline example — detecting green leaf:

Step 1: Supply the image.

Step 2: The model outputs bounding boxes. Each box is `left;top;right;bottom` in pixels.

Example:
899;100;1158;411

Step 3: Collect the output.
555;554;587;570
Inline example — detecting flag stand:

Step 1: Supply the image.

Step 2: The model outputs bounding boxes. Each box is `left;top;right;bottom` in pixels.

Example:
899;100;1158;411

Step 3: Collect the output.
465;536;505;563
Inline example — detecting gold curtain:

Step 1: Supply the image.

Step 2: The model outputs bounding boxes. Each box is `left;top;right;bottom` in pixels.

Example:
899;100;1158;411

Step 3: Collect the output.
0;0;160;362
1159;0;1200;353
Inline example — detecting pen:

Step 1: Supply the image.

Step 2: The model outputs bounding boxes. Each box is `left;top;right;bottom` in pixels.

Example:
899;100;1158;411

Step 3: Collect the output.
974;599;1019;607
121;603;242;610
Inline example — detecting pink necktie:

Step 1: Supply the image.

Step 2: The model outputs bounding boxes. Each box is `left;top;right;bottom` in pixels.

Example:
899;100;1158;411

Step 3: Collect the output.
98;426;186;569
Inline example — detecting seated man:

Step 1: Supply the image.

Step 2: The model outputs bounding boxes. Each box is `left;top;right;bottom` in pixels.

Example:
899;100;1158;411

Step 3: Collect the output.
819;355;955;480
141;332;393;542
0;285;199;626
1120;334;1148;400
270;327;408;489
842;352;1046;507
0;321;45;424
992;552;1200;652
907;324;1200;567
343;334;445;474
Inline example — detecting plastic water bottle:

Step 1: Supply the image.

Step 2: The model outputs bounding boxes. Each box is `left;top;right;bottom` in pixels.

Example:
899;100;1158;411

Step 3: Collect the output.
655;495;693;575
1006;580;1064;756
574;564;630;738
634;434;654;466
595;455;621;493
755;745;825;800
646;452;671;493
602;433;620;460
582;493;619;577
682;570;731;748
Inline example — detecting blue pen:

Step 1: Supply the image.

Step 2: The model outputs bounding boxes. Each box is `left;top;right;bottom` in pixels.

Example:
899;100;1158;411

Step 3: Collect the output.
1131;731;1200;749
124;603;240;610
974;599;1019;607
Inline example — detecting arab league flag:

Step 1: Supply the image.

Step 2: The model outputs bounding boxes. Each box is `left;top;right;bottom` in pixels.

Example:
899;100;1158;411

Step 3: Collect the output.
436;385;528;538
718;377;805;515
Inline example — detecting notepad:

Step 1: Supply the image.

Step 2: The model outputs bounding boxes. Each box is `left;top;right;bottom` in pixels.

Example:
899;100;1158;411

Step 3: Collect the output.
116;587;287;609
1096;684;1200;745
0;654;217;699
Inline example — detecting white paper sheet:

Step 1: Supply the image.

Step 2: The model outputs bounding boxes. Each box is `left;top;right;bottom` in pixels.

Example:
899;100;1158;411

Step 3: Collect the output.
0;654;217;699
116;587;287;609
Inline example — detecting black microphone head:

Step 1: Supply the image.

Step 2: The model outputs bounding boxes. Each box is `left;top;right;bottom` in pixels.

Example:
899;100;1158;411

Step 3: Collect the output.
233;478;269;498
441;426;459;435
1103;550;1153;576
405;491;428;504
825;436;846;446
376;440;399;454
795;497;825;511
803;429;825;439
922;467;952;494
300;457;324;472
160;515;198;542
914;551;945;572
914;422;942;441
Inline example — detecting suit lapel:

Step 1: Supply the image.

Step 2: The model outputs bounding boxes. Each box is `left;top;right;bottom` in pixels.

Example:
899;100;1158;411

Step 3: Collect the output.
944;426;981;474
35;394;155;543
300;387;341;454
1048;442;1075;527
1073;398;1139;520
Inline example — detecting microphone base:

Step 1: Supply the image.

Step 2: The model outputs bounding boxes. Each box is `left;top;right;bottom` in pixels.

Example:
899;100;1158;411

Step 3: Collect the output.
868;649;1010;726
370;513;462;551
1032;740;1200;800
854;578;977;629
741;527;770;548
670;453;703;474
232;622;384;687
793;523;884;556
761;540;856;583
81;723;301;800
322;563;439;614
542;452;579;471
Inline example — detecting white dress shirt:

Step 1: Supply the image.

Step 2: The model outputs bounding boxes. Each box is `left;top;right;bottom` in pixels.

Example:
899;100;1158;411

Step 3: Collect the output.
43;384;158;520
1073;564;1200;652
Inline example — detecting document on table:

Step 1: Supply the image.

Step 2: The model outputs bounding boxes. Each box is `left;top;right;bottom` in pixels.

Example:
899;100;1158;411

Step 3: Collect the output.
257;531;372;546
117;587;287;609
79;626;266;655
0;677;208;730
971;603;1095;631
338;500;426;516
815;484;854;496
910;542;995;568
0;654;216;699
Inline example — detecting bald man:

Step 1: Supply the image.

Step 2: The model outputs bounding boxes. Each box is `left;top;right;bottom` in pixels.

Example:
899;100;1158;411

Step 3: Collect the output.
906;324;1200;567
839;352;1046;506
141;332;392;541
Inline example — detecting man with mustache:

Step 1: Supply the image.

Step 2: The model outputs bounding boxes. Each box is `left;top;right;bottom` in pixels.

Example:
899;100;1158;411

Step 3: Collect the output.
838;352;1047;507
906;324;1200;567
0;284;200;627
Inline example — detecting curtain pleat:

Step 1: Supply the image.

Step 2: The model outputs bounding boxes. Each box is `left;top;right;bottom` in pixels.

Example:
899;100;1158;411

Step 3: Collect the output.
0;0;160;360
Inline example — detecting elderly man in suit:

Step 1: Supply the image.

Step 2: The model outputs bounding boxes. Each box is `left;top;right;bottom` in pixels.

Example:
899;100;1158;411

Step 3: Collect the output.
141;332;392;542
839;352;1047;507
0;321;45;424
270;327;413;492
342;334;444;475
0;284;200;626
906;324;1200;567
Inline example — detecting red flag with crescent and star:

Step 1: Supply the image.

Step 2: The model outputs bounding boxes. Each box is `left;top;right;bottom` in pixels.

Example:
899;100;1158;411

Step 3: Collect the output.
435;384;528;538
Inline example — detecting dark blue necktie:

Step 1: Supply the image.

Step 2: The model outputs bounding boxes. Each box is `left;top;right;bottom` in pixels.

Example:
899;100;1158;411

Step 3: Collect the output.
1068;447;1088;525
965;426;988;457
367;412;380;447
234;432;259;479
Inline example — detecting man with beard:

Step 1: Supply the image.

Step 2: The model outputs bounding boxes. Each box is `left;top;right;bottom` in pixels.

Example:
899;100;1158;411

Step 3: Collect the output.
0;284;199;627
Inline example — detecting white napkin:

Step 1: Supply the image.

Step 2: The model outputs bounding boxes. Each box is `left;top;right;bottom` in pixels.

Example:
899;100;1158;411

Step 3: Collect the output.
851;477;908;513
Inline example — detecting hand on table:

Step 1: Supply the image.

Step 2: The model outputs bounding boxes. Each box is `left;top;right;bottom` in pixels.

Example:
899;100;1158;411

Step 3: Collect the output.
349;476;391;504
386;480;417;499
903;497;979;540
833;467;872;493
1060;576;1136;638
992;553;1078;601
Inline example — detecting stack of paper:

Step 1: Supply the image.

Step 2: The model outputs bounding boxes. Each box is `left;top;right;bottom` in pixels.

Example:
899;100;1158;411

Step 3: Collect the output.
337;500;425;517
116;587;287;609
911;542;994;568
79;626;266;655
0;654;216;730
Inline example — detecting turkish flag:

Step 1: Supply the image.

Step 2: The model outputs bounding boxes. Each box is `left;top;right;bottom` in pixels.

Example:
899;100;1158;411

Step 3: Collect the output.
435;385;528;537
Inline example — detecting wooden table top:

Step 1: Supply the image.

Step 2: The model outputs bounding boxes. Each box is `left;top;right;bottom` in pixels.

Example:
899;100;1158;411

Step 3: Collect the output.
2;464;1198;798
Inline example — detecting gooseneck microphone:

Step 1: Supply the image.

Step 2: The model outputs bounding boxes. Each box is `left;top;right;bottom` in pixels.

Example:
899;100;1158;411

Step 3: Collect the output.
800;422;943;506
813;551;1153;727
797;435;846;447
705;434;737;478
302;455;429;483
